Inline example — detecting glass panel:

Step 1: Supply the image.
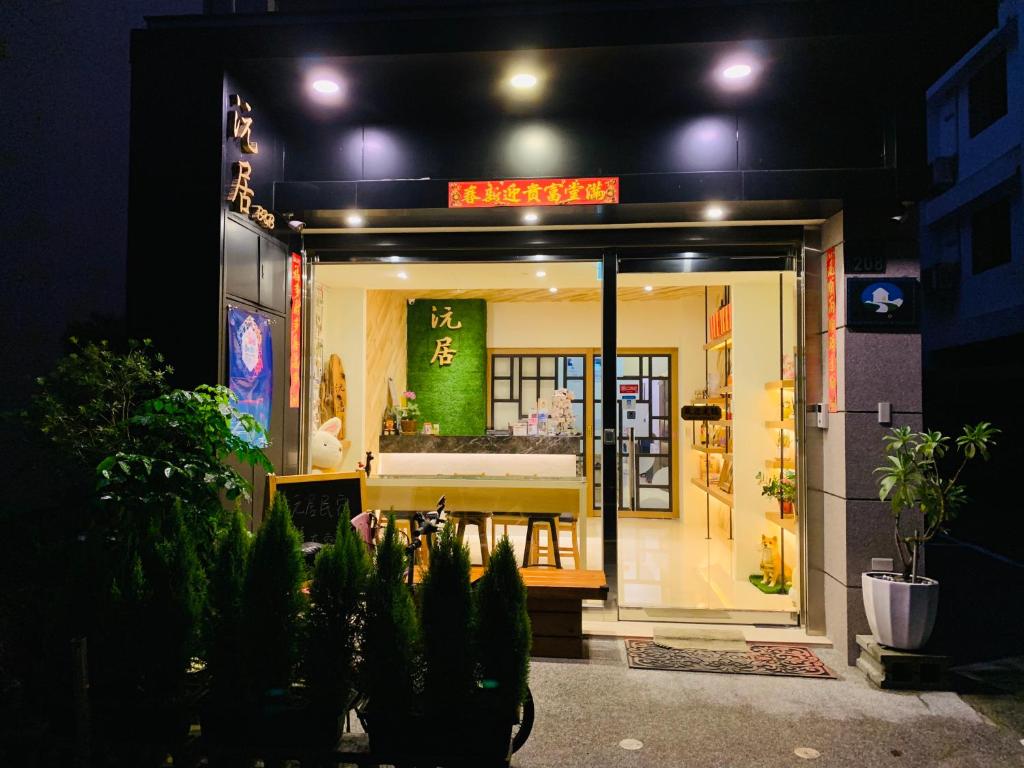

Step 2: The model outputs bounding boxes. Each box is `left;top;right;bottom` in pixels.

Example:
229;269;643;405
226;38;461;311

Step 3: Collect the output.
521;379;537;411
651;379;669;417
651;418;670;438
493;403;519;431
540;356;556;377
493;379;511;400
539;379;555;404
571;403;584;432
637;487;670;510
493;357;511;377
652;355;669;377
521;357;537;376
567;356;584;377
568;379;584;400
620;356;640;376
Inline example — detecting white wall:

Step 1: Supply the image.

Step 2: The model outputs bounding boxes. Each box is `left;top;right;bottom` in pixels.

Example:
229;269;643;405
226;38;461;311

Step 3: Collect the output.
319;285;367;472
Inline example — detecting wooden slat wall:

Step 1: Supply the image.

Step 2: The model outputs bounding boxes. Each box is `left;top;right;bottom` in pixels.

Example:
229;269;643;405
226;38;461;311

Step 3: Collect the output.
365;290;407;458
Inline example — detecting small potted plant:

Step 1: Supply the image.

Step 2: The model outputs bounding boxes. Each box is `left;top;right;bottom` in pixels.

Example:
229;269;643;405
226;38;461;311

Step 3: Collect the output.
866;422;997;650
398;391;421;435
756;470;797;516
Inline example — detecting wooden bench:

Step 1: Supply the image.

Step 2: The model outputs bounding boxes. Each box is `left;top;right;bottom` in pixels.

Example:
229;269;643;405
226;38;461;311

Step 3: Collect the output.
472;567;608;659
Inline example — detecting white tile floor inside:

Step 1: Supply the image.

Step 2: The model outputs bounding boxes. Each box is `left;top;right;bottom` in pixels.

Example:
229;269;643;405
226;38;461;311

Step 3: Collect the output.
463;511;804;633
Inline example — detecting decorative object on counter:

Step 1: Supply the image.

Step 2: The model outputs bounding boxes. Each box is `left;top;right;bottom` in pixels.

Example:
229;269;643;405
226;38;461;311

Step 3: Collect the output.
864;422;998;650
310;417;346;473
422;422;433;435
549;389;577;435
782;353;796;381
432;422;440;435
399;390;421;435
364;451;374;476
318;353;347;438
756;470;797;516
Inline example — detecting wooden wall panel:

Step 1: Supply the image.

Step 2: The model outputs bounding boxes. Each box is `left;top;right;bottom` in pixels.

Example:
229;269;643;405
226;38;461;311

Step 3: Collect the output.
365;291;407;457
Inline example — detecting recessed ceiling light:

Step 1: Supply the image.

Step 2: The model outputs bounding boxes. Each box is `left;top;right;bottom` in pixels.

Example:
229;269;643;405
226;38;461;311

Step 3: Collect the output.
312;79;340;94
397;271;408;280
388;255;400;262
535;270;547;277
722;64;753;80
510;73;538;89
644;285;654;292
345;213;365;227
523;212;540;224
549;286;558;294
705;205;725;220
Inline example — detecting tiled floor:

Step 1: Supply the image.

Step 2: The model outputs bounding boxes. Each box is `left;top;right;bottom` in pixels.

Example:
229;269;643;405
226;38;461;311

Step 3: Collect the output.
467;512;799;621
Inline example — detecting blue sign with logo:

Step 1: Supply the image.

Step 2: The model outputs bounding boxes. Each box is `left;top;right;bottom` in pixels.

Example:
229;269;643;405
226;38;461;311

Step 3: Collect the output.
846;277;918;332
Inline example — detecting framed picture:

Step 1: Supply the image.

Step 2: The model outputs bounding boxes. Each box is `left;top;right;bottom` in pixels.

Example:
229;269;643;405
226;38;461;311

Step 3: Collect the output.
718;457;734;494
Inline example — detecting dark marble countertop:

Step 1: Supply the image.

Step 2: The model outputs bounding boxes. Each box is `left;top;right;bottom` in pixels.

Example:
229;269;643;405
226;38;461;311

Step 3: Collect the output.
378;434;580;454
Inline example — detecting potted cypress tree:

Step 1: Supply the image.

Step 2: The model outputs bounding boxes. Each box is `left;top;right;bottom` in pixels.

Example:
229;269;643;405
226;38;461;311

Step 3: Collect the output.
304;504;370;745
475;536;532;751
240;492;307;751
360;516;420;755
865;422;998;650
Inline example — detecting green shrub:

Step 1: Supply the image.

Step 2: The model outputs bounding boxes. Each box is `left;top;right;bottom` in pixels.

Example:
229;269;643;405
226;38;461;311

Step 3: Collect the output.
243;493;306;697
363;516;419;730
475;536;531;722
205;505;250;703
420;521;475;713
305;503;370;713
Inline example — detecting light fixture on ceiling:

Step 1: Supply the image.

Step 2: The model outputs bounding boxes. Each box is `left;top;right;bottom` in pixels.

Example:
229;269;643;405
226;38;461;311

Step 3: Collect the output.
704;205;725;220
388;255;401;262
535;270;547;277
549;286;558;294
722;64;753;80
510;73;538;89
397;271;408;280
644;285;654;292
312;79;341;94
345;212;365;227
522;211;540;224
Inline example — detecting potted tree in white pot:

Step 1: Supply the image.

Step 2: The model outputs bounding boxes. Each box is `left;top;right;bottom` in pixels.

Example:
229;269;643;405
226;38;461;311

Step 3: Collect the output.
866;422;998;650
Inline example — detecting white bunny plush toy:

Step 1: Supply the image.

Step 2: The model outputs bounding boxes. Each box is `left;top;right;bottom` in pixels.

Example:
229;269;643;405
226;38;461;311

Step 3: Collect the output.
310;416;345;473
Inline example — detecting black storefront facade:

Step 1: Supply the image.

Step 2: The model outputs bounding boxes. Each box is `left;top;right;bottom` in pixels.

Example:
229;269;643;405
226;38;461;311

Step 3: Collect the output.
127;2;926;664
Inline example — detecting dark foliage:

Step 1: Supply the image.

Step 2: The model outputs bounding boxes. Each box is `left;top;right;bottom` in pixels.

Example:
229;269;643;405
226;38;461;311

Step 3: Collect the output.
205;505;251;703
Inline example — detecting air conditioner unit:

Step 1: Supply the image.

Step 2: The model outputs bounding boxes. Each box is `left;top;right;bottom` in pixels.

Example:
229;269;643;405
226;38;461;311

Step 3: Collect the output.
929;156;958;193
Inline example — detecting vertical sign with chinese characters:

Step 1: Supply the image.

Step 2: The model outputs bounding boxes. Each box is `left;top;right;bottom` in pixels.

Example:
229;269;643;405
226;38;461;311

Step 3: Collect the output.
826;247;839;413
406;299;487;436
289;252;302;408
224;93;275;231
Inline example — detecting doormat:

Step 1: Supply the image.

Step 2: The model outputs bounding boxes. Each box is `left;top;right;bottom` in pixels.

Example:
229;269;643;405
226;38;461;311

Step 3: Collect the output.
625;639;836;679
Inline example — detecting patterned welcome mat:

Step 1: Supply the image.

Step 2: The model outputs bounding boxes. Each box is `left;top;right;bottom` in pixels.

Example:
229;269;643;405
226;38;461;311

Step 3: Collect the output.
625;639;836;679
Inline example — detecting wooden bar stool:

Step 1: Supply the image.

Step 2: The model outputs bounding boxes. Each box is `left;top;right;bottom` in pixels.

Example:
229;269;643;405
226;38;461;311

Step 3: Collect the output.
449;510;493;566
522;512;562;569
380;511;430;567
534;513;581;569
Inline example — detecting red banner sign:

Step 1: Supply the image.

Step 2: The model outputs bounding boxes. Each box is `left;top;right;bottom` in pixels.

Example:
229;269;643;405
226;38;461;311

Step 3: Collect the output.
826;247;838;413
289;252;302;408
448;177;619;208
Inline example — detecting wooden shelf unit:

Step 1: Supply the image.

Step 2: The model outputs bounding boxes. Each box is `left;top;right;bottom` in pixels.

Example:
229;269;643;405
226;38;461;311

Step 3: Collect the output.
704;332;733;351
691;478;734;507
765;511;797;535
765;457;796;469
765;419;795;430
764;379;796;391
691;445;728;454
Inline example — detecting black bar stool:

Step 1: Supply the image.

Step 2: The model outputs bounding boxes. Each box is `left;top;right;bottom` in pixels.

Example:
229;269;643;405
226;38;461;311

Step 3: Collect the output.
521;512;562;569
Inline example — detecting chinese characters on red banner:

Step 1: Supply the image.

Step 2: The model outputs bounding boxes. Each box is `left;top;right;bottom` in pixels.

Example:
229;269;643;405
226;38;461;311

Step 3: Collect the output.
289;253;302;408
826;247;838;413
448;177;619;208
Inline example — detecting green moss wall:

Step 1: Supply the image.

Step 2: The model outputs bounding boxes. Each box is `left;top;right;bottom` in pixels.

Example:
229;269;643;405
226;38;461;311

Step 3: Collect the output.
406;299;487;435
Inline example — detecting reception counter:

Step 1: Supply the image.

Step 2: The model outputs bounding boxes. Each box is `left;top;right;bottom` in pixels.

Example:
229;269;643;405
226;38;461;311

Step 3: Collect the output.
365;474;588;566
376;433;580;477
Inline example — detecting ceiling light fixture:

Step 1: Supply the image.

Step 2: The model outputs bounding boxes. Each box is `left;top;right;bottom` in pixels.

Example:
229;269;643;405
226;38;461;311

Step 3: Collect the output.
523;212;540;224
535;270;547;277
312;79;341;94
644;285;654;292
397;271;408;280
510;73;538;89
549;286;558;294
722;64;753;80
345;213;365;227
705;205;725;220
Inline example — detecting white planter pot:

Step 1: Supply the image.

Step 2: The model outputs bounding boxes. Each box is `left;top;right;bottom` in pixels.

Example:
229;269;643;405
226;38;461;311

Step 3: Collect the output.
861;571;939;651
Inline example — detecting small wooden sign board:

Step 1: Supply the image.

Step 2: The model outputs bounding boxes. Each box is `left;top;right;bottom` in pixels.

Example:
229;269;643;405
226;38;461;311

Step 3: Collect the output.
267;471;366;544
